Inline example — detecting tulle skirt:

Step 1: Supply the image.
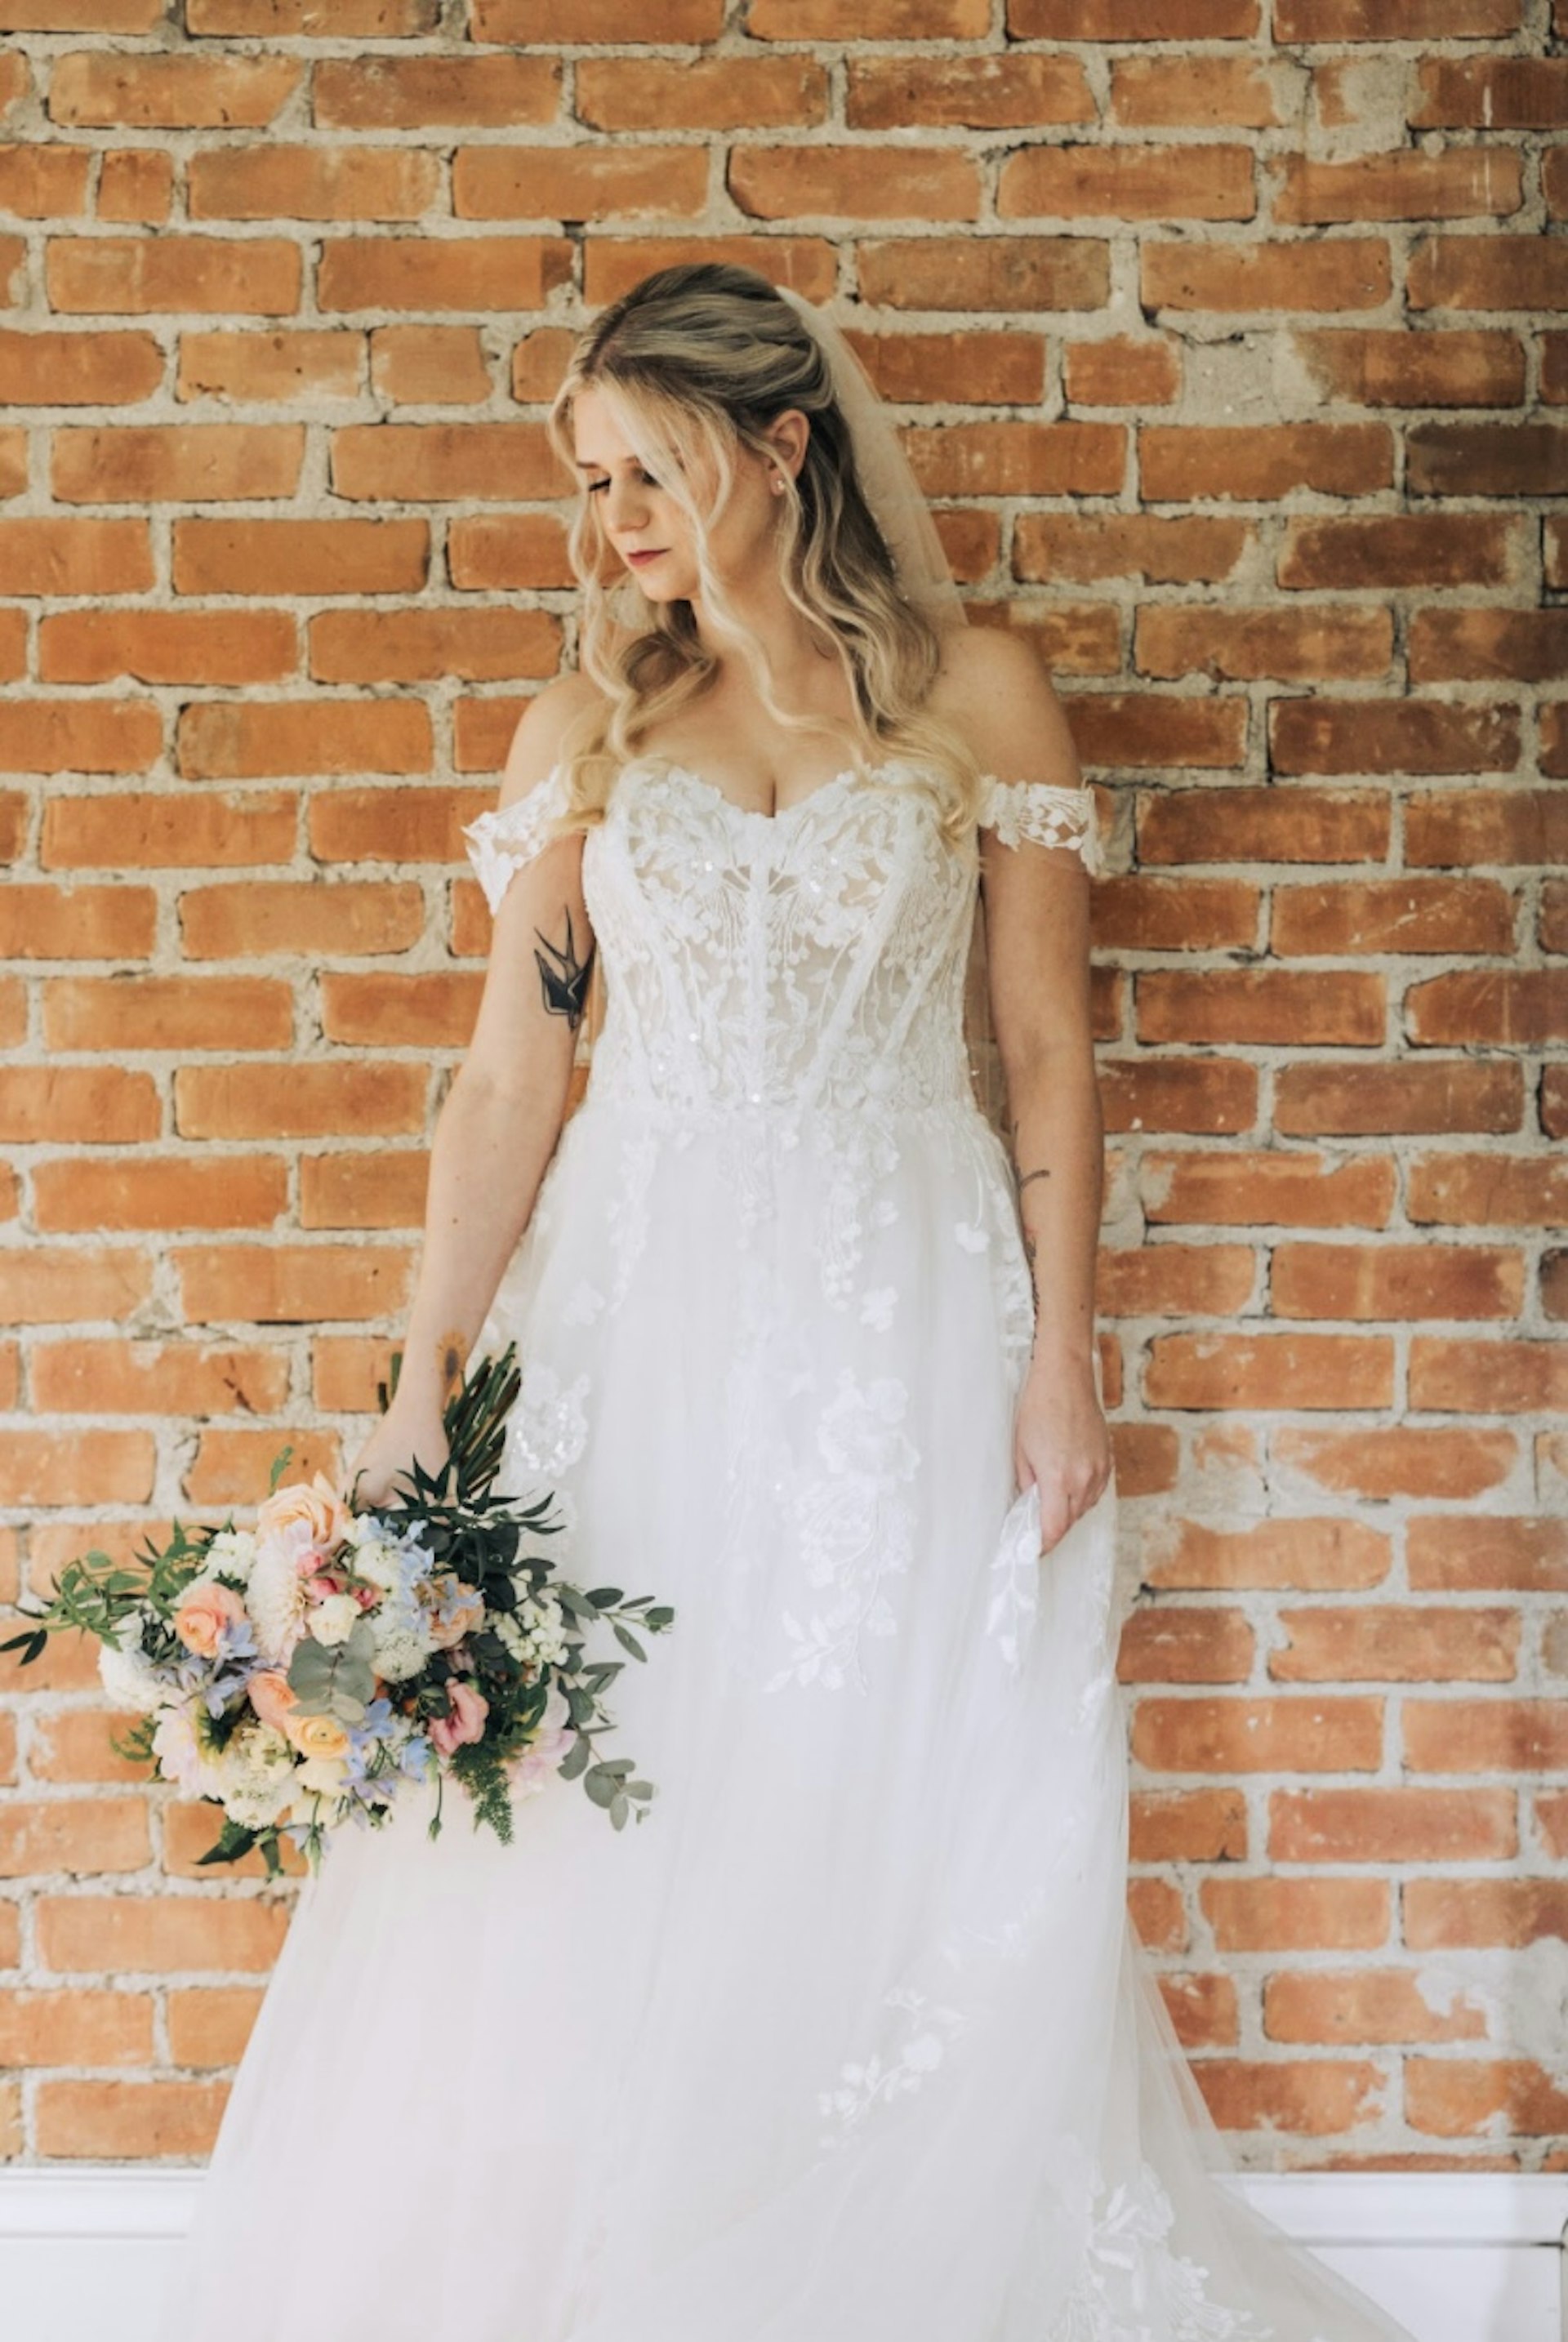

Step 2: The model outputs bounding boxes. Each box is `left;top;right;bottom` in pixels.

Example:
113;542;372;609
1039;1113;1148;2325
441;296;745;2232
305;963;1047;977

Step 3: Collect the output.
154;1094;1414;2340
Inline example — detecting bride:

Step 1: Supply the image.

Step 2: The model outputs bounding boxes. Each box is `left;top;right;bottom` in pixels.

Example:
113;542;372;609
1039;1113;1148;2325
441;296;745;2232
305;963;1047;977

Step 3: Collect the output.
155;262;1414;2342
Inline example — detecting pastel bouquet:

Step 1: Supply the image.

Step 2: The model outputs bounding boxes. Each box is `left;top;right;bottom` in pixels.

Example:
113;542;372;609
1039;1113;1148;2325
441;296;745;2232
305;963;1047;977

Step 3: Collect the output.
2;1347;673;1874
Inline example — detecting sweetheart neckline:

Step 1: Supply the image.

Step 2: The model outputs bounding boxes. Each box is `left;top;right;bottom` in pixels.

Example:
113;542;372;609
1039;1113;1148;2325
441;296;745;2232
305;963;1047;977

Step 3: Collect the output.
621;756;892;828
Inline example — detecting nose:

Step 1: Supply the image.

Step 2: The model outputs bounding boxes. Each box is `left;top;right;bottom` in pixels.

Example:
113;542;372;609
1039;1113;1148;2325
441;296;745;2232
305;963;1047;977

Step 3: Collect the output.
604;473;651;534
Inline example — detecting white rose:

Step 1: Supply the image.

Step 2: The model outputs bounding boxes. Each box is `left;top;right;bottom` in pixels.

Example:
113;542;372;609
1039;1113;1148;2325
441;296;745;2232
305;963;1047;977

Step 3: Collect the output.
98;1633;167;1716
204;1529;258;1585
310;1593;359;1647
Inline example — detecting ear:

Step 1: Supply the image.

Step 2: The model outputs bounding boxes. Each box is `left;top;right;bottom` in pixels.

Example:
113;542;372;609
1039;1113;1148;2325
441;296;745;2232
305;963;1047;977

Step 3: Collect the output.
762;407;810;481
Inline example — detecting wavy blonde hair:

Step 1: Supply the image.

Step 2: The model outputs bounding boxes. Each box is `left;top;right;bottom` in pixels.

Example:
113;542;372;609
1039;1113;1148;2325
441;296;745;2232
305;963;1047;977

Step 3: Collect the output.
537;260;984;852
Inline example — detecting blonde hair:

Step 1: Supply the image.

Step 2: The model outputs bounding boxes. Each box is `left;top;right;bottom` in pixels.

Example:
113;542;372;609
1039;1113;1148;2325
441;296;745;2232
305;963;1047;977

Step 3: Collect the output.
538;260;984;852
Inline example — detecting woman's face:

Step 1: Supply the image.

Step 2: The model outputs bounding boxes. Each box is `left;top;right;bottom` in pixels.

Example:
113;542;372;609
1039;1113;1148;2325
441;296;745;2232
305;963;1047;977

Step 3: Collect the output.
571;383;801;610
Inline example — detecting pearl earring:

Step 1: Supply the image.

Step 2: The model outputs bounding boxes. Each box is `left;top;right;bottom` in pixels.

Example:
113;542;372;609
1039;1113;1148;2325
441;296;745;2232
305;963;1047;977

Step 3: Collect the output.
772;474;786;493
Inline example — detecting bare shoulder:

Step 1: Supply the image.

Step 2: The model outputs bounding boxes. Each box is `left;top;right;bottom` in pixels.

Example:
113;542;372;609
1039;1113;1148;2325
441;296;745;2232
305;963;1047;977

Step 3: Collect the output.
497;671;610;810
929;626;1083;790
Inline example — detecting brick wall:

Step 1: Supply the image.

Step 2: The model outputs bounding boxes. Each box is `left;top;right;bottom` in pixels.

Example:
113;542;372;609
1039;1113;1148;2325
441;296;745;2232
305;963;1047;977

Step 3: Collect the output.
0;0;1562;2171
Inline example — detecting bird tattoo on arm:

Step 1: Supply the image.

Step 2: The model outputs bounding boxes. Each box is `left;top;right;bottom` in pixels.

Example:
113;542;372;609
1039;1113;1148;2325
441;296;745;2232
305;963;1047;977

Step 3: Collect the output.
532;905;595;1032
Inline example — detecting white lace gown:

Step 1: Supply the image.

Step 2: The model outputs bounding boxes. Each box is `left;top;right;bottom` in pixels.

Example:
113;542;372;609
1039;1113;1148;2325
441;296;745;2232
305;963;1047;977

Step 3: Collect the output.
156;755;1414;2342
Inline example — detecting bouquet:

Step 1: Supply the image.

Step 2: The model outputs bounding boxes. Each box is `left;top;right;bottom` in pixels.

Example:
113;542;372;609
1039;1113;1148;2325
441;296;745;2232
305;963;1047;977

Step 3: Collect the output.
2;1347;674;1874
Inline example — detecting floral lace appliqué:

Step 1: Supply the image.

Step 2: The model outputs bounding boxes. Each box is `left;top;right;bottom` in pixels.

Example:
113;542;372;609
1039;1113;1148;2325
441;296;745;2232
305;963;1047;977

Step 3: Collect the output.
768;1369;920;1696
980;774;1103;876
1049;2166;1283;2342
816;1984;967;2153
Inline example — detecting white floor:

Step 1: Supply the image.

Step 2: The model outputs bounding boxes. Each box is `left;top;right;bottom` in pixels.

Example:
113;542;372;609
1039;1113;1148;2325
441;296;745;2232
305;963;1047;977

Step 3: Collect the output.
0;2169;1562;2341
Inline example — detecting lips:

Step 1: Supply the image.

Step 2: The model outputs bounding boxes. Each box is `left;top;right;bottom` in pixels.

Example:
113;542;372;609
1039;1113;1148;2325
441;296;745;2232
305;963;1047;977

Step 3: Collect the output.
625;548;666;566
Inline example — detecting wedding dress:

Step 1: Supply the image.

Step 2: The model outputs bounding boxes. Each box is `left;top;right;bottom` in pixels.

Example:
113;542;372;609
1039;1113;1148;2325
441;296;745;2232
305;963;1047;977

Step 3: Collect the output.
155;750;1414;2342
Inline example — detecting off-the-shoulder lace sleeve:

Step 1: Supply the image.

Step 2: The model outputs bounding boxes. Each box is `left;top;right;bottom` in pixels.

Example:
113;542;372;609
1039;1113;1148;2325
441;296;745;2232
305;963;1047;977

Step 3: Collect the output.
978;775;1102;877
461;760;576;915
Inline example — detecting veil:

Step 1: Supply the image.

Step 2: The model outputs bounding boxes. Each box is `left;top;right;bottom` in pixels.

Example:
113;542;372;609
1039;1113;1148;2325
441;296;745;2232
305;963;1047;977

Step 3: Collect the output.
568;286;1014;1151
773;287;1013;1150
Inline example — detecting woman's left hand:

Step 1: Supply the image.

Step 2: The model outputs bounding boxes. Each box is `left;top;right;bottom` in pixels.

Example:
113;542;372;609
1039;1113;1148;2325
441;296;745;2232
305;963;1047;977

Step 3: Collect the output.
1014;1347;1113;1556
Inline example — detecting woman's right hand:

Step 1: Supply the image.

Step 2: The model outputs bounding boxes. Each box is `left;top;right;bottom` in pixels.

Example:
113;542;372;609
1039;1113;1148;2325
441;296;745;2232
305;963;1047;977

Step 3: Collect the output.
347;1404;450;1512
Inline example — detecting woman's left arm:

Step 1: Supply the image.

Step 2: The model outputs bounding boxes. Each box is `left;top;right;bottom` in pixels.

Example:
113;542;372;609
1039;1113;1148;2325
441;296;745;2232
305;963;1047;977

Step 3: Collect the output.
955;632;1112;1553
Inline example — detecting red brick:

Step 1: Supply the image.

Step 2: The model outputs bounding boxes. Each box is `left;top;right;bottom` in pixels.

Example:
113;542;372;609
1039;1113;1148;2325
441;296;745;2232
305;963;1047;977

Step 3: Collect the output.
1412;57;1568;131
1271;1242;1522;1322
40;610;296;688
1406;2060;1568;2142
1195;2058;1384;2137
172;517;429;597
190;145;439;223
299;1151;428;1231
1140;424;1391;501
176;327;363;404
1137;604;1392;682
1274;1426;1517;1501
1405;1880;1568;1952
1111;1423;1181;1495
846;52;1090;132
1138;788;1388;866
1410;236;1568;314
1404;1701;1568;1774
1147;1333;1392;1411
1410;1338;1568;1414
45;238;300;320
29;1709;154;1787
33;1156;287;1233
1274;147;1521;226
0;1989;154;2068
1270;1788;1516;1865
310;608;558;685
183;1427;341;1507
1129;1787;1248;1863
1143;1516;1389;1592
1128;1876;1187;1952
857;237;1110;315
179;879;424;960
1117;1606;1255;1684
175;1062;425;1140
1291;327;1526;410
1407;973;1568;1049
1279;514;1517;590
1133;1697;1383;1774
475;0;723;29
368;327;505;408
167;1986;264;2068
32;1338;286;1416
0;324;161;407
1097;1244;1256;1319
1408;1516;1568;1594
319;238;573;316
0;515;154;594
43;974;292;1053
1138;970;1383;1049
1407;1154;1568;1228
0;697;161;774
1270;696;1518;777
1113;54;1277;131
1143;241;1390;315
0;1244;151;1324
314;53;559;127
1202;1877;1389;1951
1160;1971;1239;2050
1274;1062;1522;1138
51;423;303;505
35;2079;229;2161
1010;0;1258;24
1000;144;1255;221
174;1243;415;1325
1271;1605;1519;1685
177;697;430;781
0;1430;154;1507
0;1797;149;1879
1143;1150;1395;1229
307;785;491;864
310;1334;398;1414
48;52;298;127
1264;1971;1488;2049
1272;878;1515;956
1097;1058;1258;1136
43;792;297;870
0;1069;160;1147
0;884;154;960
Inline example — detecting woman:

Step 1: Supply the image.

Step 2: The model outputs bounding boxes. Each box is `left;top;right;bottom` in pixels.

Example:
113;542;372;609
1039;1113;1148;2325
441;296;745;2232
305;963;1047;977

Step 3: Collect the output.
157;264;1412;2341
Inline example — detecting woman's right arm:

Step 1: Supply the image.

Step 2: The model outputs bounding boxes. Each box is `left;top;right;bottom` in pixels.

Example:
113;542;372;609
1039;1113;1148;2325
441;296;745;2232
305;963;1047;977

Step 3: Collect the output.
350;676;602;1505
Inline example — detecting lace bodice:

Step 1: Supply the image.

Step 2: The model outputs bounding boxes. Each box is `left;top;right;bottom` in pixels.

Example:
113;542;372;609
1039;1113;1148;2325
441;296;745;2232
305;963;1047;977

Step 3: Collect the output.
464;755;1099;1129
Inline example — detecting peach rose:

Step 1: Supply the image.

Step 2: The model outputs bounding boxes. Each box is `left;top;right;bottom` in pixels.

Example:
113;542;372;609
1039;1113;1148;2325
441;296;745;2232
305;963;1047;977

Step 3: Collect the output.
247;1670;297;1731
256;1472;351;1558
173;1578;247;1658
283;1711;350;1761
430;1680;488;1758
427;1585;485;1653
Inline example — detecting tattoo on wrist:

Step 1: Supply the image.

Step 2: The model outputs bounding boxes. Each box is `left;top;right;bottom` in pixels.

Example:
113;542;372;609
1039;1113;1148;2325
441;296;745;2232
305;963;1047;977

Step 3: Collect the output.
436;1330;466;1401
533;906;595;1031
1022;1230;1040;1314
1016;1166;1052;1195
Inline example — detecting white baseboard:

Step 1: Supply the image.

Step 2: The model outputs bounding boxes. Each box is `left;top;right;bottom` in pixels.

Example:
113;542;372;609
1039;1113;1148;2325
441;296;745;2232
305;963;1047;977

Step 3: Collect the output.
0;2168;1562;2342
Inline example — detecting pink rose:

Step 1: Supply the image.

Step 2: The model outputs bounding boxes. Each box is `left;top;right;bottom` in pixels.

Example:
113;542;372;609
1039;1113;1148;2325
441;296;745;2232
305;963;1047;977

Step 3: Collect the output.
507;1686;577;1799
247;1670;297;1731
173;1579;247;1658
430;1680;488;1758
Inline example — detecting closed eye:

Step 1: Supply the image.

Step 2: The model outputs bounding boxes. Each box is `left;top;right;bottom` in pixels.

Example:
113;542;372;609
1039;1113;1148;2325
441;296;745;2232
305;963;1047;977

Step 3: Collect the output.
585;470;659;495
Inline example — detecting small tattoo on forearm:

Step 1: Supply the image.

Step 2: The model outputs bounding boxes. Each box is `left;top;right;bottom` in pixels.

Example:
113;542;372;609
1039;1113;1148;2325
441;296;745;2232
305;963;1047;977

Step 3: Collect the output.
1022;1231;1040;1312
1017;1166;1052;1195
533;906;595;1031
436;1330;466;1400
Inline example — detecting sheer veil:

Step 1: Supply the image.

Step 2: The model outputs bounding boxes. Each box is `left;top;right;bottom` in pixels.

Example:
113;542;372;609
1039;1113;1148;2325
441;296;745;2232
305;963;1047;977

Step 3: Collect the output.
773;287;1013;1149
